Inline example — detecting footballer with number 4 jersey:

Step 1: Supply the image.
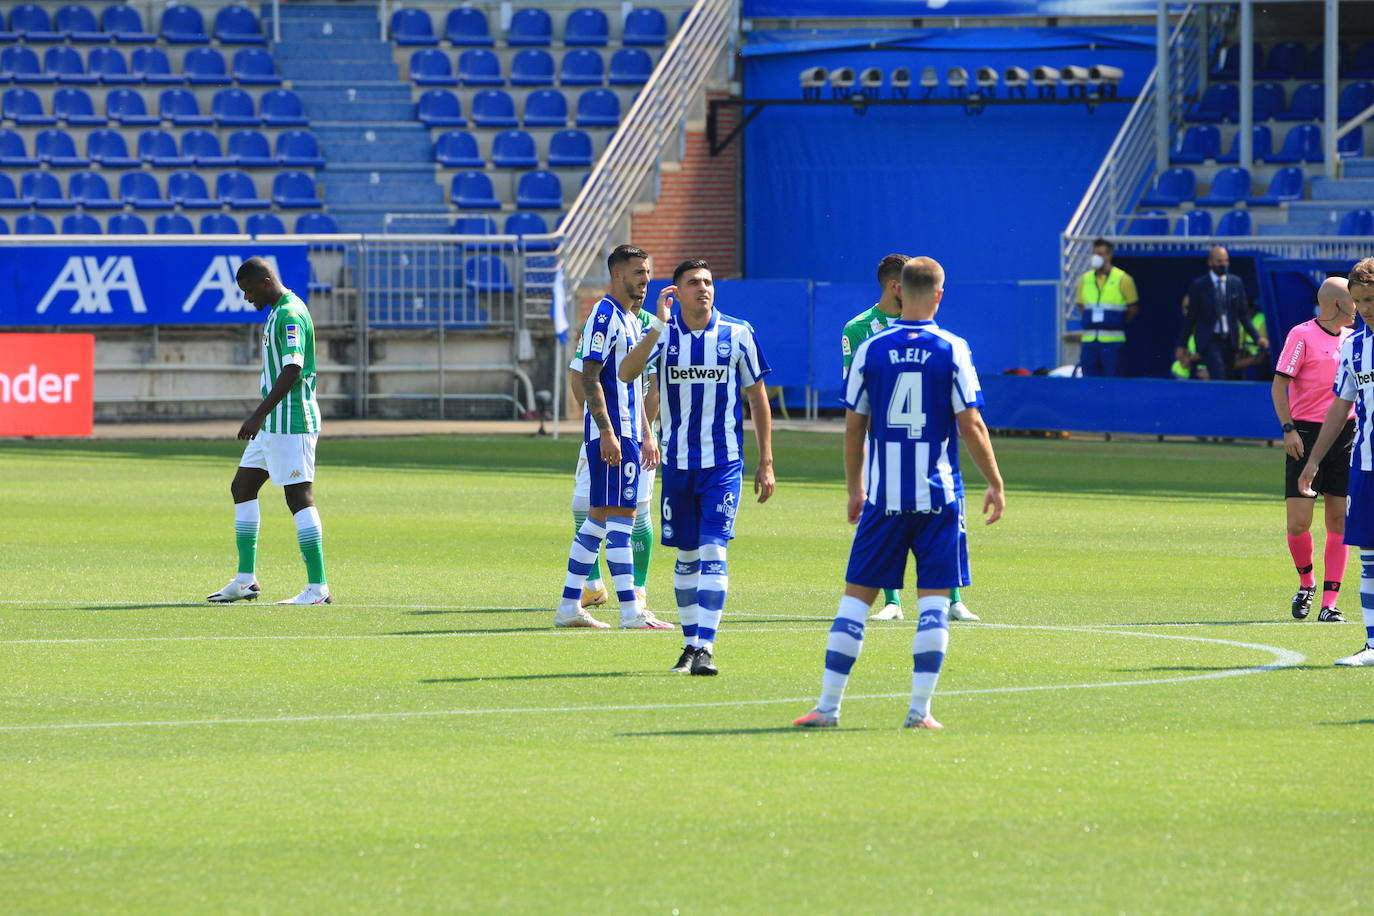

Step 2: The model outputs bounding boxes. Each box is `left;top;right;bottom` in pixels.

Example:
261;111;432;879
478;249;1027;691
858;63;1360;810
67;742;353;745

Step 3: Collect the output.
619;258;777;677
207;257;330;607
795;256;1005;731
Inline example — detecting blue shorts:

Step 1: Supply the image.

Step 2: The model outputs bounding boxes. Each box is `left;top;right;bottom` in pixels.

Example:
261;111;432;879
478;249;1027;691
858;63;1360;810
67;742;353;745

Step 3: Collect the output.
845;500;971;590
585;438;642;509
659;461;742;548
1345;466;1374;547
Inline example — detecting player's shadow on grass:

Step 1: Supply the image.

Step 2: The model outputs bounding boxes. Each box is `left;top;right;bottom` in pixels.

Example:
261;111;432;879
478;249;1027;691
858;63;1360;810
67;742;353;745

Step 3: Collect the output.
76;603;206;610
1119;620;1278;627
386;627;553;636
1319;719;1374;726
616;727;874;737
404;608;544;616
421;671;648;684
1116;664;1309;672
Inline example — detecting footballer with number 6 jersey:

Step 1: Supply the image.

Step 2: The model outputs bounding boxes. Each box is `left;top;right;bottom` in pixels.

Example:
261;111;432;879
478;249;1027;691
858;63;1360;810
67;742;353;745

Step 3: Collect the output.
207;257;330;606
619;258;777;676
795;257;1006;731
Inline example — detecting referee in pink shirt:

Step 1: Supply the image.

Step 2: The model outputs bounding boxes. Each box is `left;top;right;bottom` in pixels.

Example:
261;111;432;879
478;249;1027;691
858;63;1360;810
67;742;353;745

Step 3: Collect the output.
1272;277;1357;622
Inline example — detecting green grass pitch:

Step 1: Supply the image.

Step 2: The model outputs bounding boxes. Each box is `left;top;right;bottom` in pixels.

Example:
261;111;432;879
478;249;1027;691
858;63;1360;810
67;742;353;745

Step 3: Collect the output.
1;430;1370;913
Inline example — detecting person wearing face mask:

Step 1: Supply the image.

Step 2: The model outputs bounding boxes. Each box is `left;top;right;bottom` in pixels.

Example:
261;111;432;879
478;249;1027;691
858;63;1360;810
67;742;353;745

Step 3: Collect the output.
1075;238;1139;377
1177;246;1268;381
1272;277;1357;623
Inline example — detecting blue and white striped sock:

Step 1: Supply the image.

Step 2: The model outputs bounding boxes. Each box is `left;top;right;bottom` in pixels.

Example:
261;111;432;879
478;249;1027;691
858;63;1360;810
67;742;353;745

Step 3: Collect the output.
818;595;870;715
696;543;728;652
1361;551;1374;648
559;517;606;615
674;549;700;646
910;596;951;719
605;516;640;623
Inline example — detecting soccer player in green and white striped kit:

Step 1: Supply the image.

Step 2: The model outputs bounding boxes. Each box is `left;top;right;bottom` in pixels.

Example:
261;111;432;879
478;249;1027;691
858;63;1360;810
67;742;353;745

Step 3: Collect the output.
208;256;331;606
842;254;978;622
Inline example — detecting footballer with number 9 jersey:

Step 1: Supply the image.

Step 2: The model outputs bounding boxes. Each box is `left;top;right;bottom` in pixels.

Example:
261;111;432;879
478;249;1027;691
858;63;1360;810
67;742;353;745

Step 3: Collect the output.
619;258;776;677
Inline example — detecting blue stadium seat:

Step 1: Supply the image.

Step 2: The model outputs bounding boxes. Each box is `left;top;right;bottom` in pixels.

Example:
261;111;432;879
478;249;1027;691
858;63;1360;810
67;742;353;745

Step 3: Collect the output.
1350;42;1374;79
1185;83;1239;123
516;170;562;209
56;5;109;42
391;8;438;46
1269;123;1322;163
213;88;260;126
229;129;275;167
1219;125;1273;163
154;213;194;234
1196;167;1251;206
184;128;234;167
459;48;504;87
609;48;653;86
217;170;270;208
88;47;140;85
1339;209;1374;237
548;129;593;167
575;89;619;127
160;4;209;43
62;212;103;234
11;4;63;41
453;215;496;234
506;211;553;250
508;9;553;47
16;213;57;234
435;130;484;168
45;46;99;85
272;171;322;208
137;128;190;166
87;128;139;167
561;49;605;87
69;170;120;208
295;212;338;233
1275;82;1323;121
445;7;493;46
472;89;518;128
0;218;7;234
109;212;150;234
511;49;555;87
1296;42;1348;80
233;48;282;86
451;171;501;209
1265;41;1306;79
623;8;668;46
54;88;105;126
1;46;47;84
466;254;514;292
246;212;285;235
0;130;38;167
1171;125;1220;164
1126;210;1168;235
1209;41;1260;81
3;88;56;125
275;130;324;168
1339;82;1374;121
199;212;239;233
524;89;568;127
261;90;309;126
418;89;466;127
131;47;182;85
492;129;538;168
21;170;73;208
214;5;265;44
410;48;457;87
1215;209;1252;235
107;88;160;125
1248;166;1304;206
160;88;213;126
168;170;220;208
1340;127;1365;159
0;174;23;208
1252;82;1285;121
36;129;90;167
565;9;609;47
102;4;155;42
1138;167;1196;207
1173;210;1212;237
184;47;231;86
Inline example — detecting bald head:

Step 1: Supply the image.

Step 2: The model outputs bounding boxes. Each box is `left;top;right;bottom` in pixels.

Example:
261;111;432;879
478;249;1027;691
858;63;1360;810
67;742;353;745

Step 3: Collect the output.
1317;276;1354;324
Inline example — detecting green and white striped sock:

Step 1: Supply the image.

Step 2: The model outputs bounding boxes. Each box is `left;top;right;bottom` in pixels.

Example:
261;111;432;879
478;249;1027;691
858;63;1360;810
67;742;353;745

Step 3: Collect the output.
234;499;259;584
632;506;653;589
293;506;326;586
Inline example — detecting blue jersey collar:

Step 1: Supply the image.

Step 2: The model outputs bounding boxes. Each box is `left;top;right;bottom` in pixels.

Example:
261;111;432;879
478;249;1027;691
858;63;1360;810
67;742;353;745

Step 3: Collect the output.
674;307;718;334
894;318;937;328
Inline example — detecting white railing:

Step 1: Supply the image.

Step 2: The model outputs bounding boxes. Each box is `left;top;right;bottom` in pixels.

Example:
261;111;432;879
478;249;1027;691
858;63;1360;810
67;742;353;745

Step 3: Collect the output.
1071;234;1374;264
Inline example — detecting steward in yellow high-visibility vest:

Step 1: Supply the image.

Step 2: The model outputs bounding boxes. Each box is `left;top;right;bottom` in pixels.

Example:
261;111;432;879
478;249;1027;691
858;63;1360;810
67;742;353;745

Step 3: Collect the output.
1077;238;1139;377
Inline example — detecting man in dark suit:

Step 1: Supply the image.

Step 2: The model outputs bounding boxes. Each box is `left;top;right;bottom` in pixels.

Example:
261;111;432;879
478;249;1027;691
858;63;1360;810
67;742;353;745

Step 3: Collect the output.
1176;246;1268;380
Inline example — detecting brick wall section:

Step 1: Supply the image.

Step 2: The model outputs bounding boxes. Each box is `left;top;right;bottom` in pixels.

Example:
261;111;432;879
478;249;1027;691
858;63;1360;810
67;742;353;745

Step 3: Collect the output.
631;90;741;279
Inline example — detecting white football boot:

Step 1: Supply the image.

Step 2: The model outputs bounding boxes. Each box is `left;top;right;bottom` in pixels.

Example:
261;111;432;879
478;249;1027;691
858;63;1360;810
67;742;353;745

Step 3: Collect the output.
275;585;332;605
949;601;980;622
870;603;904;620
207;578;260;603
554;607;610;628
1334;645;1374;667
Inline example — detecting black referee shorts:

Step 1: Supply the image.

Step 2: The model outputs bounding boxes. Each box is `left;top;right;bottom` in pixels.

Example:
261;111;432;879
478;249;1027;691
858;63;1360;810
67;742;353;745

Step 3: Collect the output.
1285;419;1356;499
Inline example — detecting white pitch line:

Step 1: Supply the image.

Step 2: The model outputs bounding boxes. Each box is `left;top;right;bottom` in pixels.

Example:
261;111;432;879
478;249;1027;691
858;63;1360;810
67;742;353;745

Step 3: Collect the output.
0;628;1305;732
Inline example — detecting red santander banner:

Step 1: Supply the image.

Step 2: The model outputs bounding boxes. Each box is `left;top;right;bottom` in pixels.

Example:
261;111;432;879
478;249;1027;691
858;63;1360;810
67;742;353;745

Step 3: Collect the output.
0;333;94;437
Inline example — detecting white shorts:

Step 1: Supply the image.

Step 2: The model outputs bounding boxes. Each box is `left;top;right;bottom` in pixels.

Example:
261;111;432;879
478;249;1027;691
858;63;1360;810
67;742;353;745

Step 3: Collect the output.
240;432;318;486
574;448;655;503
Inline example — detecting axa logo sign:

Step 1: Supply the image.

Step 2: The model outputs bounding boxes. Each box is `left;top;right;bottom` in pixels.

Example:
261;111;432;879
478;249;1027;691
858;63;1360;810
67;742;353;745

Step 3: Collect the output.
0;333;94;437
31;253;283;317
35;256;147;316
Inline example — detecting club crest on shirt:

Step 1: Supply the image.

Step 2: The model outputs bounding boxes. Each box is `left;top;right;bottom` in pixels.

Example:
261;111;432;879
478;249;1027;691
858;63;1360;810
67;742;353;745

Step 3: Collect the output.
716;340;732;359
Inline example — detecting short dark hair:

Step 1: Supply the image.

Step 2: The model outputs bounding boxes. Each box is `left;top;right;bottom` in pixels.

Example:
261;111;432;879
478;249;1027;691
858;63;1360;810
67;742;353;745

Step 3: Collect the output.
1351;257;1374;289
1092;238;1113;253
673;258;711;285
607;244;649;276
877;253;910;288
235;256;274;285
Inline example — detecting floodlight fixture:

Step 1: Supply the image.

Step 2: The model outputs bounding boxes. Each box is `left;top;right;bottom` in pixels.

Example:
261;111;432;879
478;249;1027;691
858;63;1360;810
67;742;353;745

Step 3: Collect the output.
800;66;827;100
890;66;911;99
1032;65;1059;98
829;66;855;99
1004;66;1029;98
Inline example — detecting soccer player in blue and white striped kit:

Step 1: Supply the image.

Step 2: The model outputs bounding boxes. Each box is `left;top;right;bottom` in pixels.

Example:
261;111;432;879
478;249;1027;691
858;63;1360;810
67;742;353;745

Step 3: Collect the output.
619;258;777;675
795;257;1006;729
1298;256;1374;667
